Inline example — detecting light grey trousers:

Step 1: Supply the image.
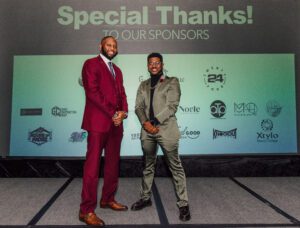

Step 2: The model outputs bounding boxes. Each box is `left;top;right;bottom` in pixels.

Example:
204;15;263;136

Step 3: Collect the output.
140;135;188;208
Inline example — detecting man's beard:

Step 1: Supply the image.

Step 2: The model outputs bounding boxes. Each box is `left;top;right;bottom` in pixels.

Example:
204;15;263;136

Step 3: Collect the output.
101;47;118;60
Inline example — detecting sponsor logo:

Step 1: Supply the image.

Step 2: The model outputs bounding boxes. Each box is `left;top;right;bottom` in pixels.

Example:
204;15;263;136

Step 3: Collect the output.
210;100;226;118
257;119;279;142
52;106;77;117
28;127;52;146
178;77;185;83
20;108;43;116
179;126;200;139
213;128;237;139
261;119;273;131
139;75;144;82
203;66;226;91
131;133;141;140
234;102;257;116
266;100;282;117
69;131;87;142
78;77;83;86
179;105;200;114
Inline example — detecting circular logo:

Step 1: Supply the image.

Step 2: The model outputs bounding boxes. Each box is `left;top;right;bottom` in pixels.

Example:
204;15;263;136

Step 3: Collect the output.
210;100;226;118
266;100;282;117
203;66;226;91
261;119;273;131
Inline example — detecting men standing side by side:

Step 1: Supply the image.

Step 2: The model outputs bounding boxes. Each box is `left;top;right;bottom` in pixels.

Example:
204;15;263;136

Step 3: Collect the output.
131;53;191;221
79;36;128;226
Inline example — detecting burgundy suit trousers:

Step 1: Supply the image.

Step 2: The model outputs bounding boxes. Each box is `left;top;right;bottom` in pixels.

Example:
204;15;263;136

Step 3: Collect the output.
80;125;123;214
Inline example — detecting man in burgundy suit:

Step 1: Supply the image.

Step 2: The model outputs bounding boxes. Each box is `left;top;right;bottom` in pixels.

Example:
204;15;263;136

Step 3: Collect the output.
79;36;128;226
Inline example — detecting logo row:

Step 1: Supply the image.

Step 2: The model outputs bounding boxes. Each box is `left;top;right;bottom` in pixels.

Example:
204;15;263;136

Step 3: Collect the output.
131;119;280;142
28;128;87;145
20;100;282;119
20;106;77;117
27;118;280;146
179;100;282;118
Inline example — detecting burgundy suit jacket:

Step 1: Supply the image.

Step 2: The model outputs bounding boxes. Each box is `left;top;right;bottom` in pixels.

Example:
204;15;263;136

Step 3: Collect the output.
81;55;128;132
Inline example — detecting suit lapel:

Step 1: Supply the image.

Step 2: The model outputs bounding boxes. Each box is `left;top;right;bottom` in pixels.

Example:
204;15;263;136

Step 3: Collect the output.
98;55;116;83
155;79;163;91
154;75;168;95
153;76;169;114
144;76;168;115
144;79;151;108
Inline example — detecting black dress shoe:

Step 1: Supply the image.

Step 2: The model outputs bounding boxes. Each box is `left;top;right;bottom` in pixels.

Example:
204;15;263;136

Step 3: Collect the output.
131;199;152;211
179;205;191;221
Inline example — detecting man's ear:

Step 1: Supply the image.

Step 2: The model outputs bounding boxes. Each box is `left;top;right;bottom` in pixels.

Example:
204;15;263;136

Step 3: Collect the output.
98;43;102;52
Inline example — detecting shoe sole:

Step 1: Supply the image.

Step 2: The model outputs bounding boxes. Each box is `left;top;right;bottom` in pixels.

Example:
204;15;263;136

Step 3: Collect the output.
179;214;191;221
79;217;105;226
100;205;128;211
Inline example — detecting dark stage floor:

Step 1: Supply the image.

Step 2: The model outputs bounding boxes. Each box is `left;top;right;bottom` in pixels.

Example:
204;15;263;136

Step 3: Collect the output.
1;177;300;227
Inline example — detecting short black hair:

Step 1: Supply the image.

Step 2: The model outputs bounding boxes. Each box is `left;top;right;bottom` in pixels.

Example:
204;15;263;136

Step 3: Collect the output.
147;52;163;63
101;36;116;44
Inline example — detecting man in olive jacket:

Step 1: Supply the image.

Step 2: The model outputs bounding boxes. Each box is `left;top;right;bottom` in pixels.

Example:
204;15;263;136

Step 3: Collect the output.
131;53;190;221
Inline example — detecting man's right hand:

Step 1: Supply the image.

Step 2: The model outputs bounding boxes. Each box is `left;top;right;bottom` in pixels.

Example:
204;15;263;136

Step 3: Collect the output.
112;111;127;126
143;121;159;134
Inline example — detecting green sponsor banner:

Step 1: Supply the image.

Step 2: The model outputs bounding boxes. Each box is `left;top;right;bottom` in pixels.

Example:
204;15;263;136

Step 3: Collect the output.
10;54;297;156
